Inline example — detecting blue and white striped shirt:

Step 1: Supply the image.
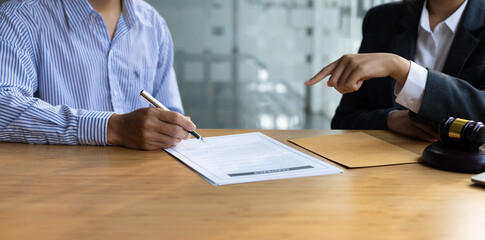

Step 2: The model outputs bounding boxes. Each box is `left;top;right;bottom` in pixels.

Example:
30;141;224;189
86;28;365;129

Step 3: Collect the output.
0;0;183;145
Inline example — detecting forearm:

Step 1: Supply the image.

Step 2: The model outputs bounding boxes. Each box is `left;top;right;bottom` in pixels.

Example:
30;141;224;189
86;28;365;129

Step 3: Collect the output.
415;70;485;124
0;89;113;145
389;54;411;86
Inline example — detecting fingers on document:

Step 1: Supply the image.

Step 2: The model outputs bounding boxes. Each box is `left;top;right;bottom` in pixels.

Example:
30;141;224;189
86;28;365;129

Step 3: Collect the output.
155;109;196;132
156;123;191;142
140;133;182;150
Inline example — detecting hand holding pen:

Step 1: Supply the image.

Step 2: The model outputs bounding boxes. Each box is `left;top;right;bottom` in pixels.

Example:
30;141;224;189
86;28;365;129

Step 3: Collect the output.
140;90;205;143
106;91;202;150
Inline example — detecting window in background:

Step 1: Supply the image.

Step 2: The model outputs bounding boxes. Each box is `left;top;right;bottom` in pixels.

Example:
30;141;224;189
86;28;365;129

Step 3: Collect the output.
148;0;399;129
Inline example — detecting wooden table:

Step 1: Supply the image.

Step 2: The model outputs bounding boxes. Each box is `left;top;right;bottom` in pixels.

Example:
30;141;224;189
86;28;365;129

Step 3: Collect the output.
1;129;484;240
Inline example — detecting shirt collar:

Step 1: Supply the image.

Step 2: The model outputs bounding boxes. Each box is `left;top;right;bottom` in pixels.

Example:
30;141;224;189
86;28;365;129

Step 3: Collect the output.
121;0;141;28
420;0;468;33
62;0;95;29
124;0;153;27
62;0;146;29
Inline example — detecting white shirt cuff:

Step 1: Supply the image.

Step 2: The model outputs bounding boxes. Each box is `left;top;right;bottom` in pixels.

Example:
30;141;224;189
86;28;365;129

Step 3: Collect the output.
394;61;428;113
78;111;115;145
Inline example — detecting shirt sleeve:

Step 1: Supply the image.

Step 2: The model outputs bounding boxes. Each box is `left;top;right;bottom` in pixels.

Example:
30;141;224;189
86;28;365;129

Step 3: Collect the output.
0;36;113;145
394;61;428;113
151;17;184;115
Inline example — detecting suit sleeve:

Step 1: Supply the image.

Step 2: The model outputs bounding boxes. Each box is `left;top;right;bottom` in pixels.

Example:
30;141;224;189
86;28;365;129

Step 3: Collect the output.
331;8;398;130
331;84;397;129
411;69;485;125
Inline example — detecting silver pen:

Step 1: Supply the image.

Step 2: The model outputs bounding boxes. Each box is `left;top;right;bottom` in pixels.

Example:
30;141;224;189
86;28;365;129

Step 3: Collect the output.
140;90;205;143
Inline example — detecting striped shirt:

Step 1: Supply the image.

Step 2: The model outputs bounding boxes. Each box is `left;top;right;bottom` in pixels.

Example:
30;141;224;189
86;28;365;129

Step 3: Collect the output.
0;0;183;145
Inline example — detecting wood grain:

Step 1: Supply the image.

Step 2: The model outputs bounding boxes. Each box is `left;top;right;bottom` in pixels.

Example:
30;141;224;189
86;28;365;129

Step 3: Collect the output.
0;129;484;240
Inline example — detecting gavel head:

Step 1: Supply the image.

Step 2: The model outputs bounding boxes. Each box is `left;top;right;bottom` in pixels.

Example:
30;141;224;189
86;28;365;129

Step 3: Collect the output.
439;117;485;150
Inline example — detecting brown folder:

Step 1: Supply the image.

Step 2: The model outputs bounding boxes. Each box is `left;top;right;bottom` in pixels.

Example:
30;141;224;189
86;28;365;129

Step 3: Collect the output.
289;132;421;168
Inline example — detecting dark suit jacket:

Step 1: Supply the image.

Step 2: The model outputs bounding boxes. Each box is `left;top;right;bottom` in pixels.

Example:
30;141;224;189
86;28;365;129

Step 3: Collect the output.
331;0;485;129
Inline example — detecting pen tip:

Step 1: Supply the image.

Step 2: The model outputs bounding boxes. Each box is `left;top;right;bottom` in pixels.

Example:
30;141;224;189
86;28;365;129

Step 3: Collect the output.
200;138;206;143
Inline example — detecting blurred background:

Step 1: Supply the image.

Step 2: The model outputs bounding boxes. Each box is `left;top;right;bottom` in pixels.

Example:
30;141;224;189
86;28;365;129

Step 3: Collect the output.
146;0;399;130
0;0;399;129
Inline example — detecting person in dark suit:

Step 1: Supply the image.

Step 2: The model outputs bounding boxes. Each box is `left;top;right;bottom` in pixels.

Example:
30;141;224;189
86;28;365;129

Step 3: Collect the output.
305;0;485;142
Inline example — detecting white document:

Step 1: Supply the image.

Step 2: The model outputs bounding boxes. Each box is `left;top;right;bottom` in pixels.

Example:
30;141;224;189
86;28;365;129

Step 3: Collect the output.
165;132;343;185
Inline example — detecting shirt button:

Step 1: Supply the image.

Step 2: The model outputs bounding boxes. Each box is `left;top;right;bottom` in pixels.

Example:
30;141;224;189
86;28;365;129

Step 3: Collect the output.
409;99;415;105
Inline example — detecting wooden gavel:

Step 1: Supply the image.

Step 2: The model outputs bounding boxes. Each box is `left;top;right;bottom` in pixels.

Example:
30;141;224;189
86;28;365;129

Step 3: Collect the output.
439;117;485;150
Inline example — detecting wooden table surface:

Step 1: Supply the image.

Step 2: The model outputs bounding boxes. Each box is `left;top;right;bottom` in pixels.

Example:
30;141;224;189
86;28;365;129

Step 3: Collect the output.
0;129;484;240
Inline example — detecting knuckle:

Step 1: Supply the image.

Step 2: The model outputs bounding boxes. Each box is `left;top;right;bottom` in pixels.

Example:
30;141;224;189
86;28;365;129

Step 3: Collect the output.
348;61;357;69
344;81;354;88
139;131;150;142
172;125;183;135
168;112;180;123
169;125;181;136
352;83;360;91
140;119;152;131
335;87;345;94
342;54;355;63
337;80;346;88
144;107;156;115
344;82;357;92
162;140;177;149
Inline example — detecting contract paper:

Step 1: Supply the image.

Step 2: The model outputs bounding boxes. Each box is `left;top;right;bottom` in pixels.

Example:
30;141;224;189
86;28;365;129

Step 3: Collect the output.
165;132;343;185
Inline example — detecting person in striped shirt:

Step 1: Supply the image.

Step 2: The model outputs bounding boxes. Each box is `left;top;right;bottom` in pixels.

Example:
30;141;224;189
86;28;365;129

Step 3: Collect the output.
0;0;196;150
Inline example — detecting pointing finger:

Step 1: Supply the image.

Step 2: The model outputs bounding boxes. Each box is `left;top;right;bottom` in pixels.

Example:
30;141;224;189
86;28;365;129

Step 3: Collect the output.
305;60;339;86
